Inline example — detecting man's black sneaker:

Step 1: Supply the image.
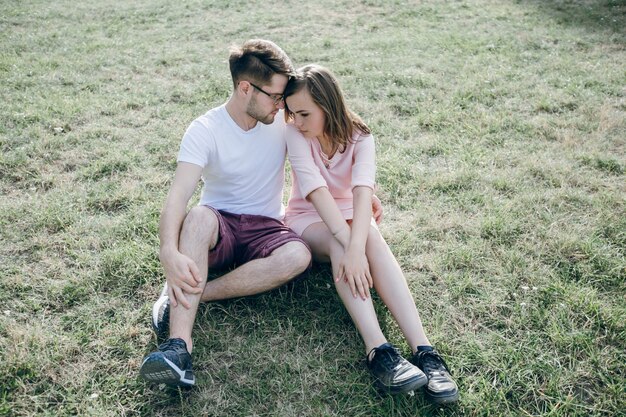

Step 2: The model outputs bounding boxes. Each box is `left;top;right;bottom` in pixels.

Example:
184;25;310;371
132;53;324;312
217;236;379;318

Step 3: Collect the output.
139;338;195;387
411;346;459;404
367;342;427;394
152;284;170;341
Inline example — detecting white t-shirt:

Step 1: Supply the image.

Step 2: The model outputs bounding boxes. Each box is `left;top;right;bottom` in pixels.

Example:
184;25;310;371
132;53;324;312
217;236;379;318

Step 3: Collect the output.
177;105;287;219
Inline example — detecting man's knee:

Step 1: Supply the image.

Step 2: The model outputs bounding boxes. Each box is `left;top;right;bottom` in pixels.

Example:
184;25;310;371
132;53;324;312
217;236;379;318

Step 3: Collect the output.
181;206;219;248
273;241;312;276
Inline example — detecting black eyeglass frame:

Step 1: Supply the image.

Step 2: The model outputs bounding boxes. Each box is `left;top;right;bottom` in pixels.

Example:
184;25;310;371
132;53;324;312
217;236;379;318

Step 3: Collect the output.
248;82;284;105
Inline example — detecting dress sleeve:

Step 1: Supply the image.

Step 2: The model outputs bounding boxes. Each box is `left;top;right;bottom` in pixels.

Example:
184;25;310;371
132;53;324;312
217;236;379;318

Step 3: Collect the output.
351;133;376;190
286;125;327;198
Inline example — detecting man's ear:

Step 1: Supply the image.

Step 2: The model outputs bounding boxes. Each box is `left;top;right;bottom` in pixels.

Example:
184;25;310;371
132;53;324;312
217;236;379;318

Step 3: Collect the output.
237;80;251;97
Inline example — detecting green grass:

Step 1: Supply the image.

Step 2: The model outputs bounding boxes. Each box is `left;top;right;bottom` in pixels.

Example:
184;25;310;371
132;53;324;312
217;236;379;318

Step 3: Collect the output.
1;0;625;415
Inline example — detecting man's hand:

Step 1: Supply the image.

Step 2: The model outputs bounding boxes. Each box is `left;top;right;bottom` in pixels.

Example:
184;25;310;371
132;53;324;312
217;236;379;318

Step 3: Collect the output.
372;194;383;225
160;250;203;309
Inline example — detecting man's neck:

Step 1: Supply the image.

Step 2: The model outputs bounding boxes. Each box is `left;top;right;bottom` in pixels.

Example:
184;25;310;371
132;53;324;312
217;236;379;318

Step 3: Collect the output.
225;98;258;131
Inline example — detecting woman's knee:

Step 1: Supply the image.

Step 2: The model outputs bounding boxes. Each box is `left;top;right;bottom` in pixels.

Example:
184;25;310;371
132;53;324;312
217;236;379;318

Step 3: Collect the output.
366;226;386;251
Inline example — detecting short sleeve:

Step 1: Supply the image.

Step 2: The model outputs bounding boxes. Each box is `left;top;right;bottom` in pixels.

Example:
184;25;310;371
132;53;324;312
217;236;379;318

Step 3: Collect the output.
286;125;327;198
351;133;376;190
177;120;214;168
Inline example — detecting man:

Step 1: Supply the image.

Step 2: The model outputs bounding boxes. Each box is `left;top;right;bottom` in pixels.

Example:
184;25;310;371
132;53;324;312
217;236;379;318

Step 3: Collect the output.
139;39;381;387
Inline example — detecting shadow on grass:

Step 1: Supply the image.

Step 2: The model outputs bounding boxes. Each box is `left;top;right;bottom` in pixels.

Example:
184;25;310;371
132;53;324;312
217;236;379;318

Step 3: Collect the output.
518;0;626;35
137;263;444;415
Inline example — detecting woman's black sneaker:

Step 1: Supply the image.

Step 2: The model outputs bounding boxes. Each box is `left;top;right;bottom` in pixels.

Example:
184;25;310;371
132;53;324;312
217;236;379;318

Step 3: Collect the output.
140;338;195;387
367;343;427;394
411;346;459;404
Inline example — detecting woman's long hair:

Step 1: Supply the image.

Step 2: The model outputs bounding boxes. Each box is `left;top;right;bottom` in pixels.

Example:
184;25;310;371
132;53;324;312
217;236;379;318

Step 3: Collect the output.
284;64;370;153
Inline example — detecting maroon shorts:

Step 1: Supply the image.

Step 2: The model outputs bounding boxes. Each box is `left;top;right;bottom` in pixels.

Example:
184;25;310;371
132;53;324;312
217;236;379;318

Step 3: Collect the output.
205;206;310;270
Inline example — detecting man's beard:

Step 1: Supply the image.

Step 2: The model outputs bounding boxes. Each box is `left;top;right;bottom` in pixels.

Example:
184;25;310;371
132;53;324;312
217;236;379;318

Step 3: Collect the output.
246;96;275;125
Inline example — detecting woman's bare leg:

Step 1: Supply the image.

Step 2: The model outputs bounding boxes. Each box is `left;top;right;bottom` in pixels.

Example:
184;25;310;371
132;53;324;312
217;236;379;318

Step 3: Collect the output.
365;226;431;353
302;222;387;354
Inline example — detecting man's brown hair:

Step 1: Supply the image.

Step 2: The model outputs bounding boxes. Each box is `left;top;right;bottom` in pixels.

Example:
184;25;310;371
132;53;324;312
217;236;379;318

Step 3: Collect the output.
229;39;294;88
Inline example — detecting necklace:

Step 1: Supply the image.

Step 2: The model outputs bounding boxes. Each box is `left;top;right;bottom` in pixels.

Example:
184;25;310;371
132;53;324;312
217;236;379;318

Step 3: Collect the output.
319;141;336;169
320;152;331;169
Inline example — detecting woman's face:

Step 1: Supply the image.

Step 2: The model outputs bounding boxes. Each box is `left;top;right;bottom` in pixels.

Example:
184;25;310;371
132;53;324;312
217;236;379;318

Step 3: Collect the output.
285;88;325;140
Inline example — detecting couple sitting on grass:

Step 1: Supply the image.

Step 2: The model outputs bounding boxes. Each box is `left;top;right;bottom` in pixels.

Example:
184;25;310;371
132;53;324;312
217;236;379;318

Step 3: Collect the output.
139;39;458;405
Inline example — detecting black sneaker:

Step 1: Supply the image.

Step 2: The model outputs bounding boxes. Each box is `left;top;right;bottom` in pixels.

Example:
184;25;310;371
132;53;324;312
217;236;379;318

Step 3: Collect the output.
152;284;170;341
140;338;195;387
367;343;427;394
411;346;459;404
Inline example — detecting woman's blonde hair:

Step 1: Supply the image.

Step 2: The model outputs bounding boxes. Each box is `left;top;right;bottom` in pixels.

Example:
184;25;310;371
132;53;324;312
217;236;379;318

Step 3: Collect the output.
284;64;370;152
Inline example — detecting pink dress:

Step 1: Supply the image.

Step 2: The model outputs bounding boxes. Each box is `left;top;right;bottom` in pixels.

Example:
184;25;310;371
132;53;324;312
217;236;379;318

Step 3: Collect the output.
284;124;376;236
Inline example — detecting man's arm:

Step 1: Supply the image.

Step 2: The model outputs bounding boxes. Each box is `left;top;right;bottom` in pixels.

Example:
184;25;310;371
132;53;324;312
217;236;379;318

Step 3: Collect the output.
159;162;204;309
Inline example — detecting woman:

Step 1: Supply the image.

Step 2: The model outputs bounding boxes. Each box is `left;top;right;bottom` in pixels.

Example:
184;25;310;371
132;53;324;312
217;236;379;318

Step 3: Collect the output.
283;64;458;403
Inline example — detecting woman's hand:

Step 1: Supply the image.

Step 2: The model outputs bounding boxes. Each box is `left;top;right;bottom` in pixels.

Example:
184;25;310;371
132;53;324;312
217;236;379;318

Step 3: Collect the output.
335;248;373;300
372;194;383;225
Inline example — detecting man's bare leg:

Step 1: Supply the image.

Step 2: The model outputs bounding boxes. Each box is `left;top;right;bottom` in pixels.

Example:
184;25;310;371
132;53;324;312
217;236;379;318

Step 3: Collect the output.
167;206;218;352
200;241;311;302
168;206;311;352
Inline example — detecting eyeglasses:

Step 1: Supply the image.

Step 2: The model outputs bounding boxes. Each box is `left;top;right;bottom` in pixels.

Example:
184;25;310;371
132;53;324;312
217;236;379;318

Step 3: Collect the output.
249;82;284;105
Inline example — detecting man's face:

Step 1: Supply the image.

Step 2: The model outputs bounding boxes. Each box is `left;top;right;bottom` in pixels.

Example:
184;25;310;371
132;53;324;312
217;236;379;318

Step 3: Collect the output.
245;74;288;125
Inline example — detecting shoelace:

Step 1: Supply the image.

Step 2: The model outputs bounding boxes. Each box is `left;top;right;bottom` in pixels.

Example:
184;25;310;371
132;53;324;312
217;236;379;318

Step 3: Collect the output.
368;344;401;370
417;350;452;376
159;338;185;352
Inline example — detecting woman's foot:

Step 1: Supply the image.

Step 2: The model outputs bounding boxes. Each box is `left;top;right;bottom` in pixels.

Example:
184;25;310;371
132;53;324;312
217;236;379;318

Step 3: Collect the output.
411;346;459;404
367;343;427;394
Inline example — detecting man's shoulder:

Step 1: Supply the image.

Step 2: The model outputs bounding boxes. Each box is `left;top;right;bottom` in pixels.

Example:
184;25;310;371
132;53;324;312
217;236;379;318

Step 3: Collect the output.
183;106;227;139
191;105;226;128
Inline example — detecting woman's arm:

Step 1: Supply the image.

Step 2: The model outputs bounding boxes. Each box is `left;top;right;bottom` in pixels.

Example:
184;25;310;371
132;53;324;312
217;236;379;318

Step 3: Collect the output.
336;185;374;299
286;125;352;247
349;132;376;251
307;187;351;248
307;186;372;299
348;185;373;253
338;133;377;298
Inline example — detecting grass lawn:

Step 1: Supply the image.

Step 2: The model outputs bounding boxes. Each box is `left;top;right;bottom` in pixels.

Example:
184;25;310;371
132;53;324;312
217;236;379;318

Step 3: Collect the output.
1;0;624;416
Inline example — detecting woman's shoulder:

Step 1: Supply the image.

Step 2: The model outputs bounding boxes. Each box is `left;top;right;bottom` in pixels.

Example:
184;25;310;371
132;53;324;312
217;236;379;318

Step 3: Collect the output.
351;129;374;144
285;124;316;155
286;123;307;139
